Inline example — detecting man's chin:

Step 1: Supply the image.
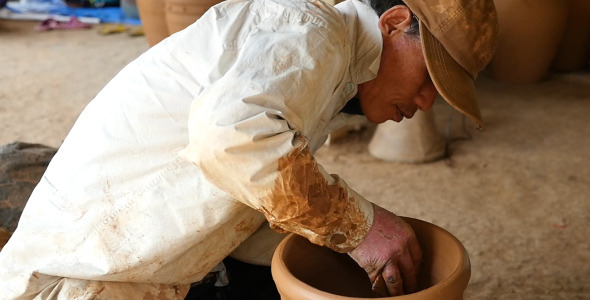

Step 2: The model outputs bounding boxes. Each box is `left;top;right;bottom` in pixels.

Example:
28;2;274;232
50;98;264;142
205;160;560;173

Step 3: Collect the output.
390;115;404;123
367;114;401;124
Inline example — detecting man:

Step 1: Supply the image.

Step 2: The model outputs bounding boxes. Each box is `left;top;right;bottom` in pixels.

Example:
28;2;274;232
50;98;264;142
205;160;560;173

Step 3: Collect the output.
0;0;497;298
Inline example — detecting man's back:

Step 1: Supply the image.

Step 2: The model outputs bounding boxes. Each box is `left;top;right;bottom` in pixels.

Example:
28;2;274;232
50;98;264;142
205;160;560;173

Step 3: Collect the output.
0;0;371;298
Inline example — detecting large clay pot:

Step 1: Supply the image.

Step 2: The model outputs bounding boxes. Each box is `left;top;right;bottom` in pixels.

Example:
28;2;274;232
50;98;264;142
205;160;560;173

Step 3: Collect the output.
136;0;169;47
489;0;568;84
271;217;471;300
551;0;590;72
164;0;223;35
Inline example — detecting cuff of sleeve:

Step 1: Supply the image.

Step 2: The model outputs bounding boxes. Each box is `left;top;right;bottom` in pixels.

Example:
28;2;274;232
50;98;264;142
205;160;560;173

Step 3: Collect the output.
269;179;375;253
259;139;375;254
323;187;374;253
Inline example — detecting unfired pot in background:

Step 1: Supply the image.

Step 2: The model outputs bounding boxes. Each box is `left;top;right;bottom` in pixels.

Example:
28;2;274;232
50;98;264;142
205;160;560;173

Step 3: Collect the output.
271;217;471;300
368;110;444;164
489;0;568;84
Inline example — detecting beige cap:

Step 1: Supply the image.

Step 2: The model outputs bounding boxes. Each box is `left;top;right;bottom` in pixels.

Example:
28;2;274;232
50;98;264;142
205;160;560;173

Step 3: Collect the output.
403;0;498;129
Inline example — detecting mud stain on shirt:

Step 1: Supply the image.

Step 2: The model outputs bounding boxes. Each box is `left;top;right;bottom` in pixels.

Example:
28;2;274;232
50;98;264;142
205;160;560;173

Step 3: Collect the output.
260;136;370;253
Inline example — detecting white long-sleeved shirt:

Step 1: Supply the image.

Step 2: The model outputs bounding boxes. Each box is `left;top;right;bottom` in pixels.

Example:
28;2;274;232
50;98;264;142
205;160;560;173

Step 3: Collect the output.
0;0;383;298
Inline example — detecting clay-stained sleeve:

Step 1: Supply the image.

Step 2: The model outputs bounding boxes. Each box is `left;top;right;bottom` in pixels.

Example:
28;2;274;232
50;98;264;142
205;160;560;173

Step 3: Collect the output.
258;136;373;253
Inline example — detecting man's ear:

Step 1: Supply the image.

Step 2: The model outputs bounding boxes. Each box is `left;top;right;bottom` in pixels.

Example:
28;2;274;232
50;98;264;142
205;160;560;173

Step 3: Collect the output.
378;5;413;37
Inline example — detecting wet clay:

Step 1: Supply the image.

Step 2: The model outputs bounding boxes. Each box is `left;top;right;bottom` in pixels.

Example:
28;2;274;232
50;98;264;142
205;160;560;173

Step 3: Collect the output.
271;217;470;300
260;136;370;253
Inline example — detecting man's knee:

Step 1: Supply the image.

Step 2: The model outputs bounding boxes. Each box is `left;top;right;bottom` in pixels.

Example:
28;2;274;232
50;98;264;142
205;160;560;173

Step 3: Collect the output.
34;278;190;300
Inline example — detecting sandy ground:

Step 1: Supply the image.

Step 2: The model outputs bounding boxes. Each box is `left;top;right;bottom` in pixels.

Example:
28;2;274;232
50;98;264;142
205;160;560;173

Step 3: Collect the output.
1;19;589;299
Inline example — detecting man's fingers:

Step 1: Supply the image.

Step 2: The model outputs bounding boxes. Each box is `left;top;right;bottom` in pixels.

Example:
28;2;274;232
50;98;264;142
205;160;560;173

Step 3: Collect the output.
398;248;419;293
382;263;404;296
409;234;422;271
371;274;389;297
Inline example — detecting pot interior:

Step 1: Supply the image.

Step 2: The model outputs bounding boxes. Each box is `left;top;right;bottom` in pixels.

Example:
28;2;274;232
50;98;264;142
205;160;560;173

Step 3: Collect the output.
280;217;465;298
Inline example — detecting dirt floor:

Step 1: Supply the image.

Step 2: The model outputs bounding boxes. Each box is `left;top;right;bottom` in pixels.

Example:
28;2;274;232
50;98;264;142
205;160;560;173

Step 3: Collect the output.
1;19;589;299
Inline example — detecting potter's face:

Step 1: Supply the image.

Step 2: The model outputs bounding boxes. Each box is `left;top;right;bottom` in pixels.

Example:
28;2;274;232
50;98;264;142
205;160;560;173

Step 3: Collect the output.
357;7;438;124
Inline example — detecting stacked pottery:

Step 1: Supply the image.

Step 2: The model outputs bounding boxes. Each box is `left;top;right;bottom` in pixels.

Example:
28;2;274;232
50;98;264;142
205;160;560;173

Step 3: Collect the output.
136;0;169;46
489;0;568;84
551;0;590;72
271;217;471;300
164;0;224;35
136;0;223;46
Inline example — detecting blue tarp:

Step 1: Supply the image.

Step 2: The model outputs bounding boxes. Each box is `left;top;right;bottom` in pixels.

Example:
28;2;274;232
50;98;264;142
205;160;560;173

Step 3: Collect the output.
6;0;141;24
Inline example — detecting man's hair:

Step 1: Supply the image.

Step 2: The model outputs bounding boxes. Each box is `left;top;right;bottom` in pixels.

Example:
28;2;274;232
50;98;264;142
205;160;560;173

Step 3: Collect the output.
366;0;420;37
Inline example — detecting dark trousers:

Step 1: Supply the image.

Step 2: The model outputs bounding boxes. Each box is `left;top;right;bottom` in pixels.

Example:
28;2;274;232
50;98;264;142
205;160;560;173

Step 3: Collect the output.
185;257;281;300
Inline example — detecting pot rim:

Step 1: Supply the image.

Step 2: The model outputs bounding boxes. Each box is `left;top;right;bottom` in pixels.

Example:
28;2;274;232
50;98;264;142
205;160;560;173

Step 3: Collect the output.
271;217;471;299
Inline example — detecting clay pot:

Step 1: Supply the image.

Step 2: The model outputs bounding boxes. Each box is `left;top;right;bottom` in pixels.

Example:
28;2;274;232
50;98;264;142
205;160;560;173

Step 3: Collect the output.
271;217;471;300
368;110;444;164
551;0;590;72
136;0;170;47
164;0;223;35
489;0;568;84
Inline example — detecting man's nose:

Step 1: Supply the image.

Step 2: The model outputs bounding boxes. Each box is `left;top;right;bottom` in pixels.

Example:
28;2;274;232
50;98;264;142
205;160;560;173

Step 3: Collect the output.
415;84;438;111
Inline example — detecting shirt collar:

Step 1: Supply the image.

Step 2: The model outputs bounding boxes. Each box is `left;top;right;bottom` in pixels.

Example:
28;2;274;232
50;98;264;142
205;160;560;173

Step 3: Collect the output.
335;0;382;85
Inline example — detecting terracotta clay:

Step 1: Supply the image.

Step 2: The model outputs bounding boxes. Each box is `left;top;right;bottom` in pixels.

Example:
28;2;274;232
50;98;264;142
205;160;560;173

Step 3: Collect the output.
551;0;590;72
271;217;471;300
164;0;224;35
489;0;568;84
136;0;169;47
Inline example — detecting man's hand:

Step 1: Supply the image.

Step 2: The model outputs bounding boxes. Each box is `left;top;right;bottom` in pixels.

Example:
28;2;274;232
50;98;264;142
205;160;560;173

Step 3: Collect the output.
348;204;422;297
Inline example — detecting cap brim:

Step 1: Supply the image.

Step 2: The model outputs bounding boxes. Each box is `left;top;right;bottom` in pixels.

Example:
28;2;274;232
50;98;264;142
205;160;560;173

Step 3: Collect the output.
420;23;484;130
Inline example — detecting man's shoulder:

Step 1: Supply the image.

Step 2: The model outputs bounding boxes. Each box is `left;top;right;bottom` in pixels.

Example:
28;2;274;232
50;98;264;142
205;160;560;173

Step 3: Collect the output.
256;0;346;29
